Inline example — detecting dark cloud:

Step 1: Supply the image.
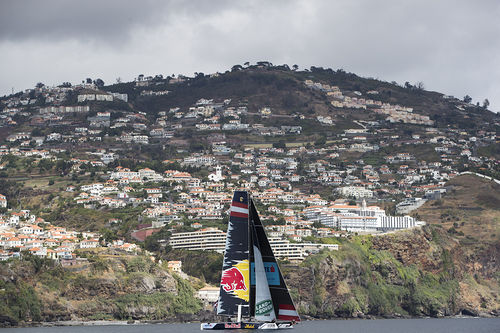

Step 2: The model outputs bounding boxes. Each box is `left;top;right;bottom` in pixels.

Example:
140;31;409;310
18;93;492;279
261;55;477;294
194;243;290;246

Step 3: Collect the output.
0;0;235;42
0;0;498;111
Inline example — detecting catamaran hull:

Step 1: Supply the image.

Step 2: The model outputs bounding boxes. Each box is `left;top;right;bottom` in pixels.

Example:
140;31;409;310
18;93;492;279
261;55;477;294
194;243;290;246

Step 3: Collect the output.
201;322;294;330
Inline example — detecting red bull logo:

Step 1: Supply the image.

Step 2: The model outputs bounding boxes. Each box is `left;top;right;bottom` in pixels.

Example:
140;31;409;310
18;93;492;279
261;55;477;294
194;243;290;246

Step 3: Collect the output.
220;260;249;301
221;267;247;292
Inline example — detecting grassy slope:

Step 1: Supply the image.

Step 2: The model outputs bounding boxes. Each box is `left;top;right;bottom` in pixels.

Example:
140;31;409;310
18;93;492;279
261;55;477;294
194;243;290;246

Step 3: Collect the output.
415;174;500;250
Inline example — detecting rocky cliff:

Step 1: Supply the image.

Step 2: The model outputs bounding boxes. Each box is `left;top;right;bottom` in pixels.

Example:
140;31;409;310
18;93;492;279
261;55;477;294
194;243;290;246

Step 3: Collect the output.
286;175;500;319
286;226;498;319
0;252;204;326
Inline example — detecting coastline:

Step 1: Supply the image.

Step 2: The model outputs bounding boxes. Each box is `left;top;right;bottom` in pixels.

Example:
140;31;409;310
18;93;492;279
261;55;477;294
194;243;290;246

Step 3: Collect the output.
6;312;499;328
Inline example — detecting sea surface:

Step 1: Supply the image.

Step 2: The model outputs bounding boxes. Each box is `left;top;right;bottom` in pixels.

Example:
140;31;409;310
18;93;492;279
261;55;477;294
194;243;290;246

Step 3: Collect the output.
2;318;499;333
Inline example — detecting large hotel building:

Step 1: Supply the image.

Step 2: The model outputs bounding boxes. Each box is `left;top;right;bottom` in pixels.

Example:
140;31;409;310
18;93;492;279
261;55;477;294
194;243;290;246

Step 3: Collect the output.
168;228;338;261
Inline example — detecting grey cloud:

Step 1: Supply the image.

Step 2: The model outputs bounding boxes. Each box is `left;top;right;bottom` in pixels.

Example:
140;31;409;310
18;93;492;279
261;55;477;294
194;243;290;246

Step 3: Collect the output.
0;0;499;111
0;0;235;42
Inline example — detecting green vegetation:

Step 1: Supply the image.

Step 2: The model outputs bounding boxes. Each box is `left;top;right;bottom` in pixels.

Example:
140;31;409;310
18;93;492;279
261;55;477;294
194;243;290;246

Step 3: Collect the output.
162;249;223;285
298;231;464;318
477;143;500;159
0;252;202;325
0;280;42;324
113;276;201;320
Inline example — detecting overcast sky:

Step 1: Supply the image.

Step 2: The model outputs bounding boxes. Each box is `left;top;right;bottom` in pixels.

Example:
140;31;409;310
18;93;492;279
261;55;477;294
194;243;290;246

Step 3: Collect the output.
1;0;499;111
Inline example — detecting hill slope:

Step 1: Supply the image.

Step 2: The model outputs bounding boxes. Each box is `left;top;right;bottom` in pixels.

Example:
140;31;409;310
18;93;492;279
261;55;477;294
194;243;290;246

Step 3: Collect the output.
286;174;499;318
97;66;500;135
0;251;206;326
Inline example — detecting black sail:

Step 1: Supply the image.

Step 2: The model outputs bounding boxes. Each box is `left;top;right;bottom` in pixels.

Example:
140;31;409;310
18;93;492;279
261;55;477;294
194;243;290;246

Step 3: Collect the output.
249;199;301;322
216;191;250;317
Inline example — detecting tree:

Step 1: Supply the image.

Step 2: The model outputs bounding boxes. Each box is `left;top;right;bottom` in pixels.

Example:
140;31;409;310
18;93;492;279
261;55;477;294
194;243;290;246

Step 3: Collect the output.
86;78;92;84
463;95;472;103
31;127;43;136
116;77;122;83
404;81;413;89
275;217;286;225
415;81;425;90
482;98;490;109
292;64;299;71
231;64;243;71
313;221;323;229
257;61;272;67
94;78;105;88
315;136;327;146
36;82;45;88
272;140;286;149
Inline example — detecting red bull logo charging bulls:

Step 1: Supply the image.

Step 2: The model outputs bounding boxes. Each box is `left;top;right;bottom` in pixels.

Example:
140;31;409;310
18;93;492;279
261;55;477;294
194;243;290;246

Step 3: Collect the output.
221;267;247;292
221;259;249;301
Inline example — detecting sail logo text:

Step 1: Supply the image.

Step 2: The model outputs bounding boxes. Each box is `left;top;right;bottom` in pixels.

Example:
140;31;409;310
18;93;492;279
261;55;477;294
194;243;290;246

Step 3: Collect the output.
224;323;241;329
250;262;280;286
255;299;273;315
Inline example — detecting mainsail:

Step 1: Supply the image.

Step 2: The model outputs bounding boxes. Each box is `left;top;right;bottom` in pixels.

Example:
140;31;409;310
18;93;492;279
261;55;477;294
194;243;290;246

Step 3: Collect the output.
216;191;250;316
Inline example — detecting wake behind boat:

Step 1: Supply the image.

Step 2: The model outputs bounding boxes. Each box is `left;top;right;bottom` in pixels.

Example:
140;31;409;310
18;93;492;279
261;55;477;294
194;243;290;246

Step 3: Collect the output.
201;191;300;330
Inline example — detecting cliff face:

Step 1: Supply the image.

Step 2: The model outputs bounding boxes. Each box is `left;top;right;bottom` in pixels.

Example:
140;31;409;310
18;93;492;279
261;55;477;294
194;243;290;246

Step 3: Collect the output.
286;175;500;319
286;226;499;319
0;253;202;326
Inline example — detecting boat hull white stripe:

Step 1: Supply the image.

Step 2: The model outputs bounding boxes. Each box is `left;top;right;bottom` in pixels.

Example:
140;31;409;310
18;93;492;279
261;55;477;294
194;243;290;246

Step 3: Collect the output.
231;206;249;214
278;309;299;316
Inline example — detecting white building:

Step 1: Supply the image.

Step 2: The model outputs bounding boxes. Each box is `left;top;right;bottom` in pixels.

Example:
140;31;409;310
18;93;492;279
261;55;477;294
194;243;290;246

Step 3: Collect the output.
167;260;182;273
337;186;374;198
197;286;220;303
269;238;338;261
305;200;418;233
0;194;6;208
169;228;227;253
208;166;225;182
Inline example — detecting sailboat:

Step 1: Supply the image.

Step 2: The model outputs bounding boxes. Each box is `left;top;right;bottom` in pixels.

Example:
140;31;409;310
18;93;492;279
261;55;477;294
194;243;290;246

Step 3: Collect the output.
201;191;300;330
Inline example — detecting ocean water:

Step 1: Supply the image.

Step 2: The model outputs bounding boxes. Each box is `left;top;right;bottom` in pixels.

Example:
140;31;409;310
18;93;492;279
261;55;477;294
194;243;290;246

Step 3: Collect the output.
2;318;499;333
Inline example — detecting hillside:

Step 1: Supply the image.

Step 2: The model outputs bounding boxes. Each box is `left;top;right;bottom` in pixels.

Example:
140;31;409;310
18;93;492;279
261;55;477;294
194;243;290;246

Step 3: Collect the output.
102;66;499;135
0;250;206;326
2;175;498;326
286;174;499;318
415;174;500;244
0;64;499;326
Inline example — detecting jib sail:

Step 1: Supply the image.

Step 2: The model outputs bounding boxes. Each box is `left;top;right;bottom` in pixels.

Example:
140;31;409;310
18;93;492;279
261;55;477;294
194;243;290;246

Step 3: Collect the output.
251;216;276;322
216;191;250;316
249;200;300;322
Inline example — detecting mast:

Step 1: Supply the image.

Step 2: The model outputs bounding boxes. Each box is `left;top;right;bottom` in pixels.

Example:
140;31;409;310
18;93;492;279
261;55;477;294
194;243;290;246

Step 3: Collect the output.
248;193;254;319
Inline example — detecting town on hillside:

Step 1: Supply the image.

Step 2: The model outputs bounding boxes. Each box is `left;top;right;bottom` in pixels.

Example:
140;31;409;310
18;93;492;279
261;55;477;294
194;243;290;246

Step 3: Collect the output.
1;66;498;265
